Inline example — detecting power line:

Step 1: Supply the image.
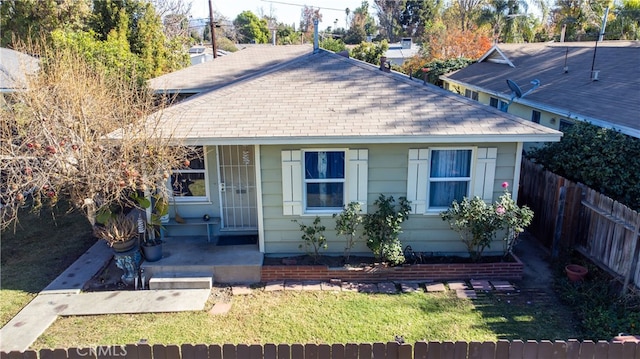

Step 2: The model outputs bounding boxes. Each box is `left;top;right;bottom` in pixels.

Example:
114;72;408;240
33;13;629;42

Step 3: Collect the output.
260;0;344;12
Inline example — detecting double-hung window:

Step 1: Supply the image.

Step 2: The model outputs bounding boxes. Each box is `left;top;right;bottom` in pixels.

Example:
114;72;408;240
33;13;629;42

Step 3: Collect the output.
428;149;472;209
407;147;496;214
304;151;345;211
171;146;208;201
281;149;368;215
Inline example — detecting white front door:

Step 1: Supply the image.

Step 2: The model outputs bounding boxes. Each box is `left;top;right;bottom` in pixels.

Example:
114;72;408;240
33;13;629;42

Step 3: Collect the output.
218;145;258;230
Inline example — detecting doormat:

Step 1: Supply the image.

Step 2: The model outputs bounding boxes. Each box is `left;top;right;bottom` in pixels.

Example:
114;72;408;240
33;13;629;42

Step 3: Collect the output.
217;235;258;246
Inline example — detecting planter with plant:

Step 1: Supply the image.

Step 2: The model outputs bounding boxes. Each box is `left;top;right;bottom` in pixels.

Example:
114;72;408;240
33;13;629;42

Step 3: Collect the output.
441;182;533;262
363;194;411;266
130;192;168;262
93;214;139;253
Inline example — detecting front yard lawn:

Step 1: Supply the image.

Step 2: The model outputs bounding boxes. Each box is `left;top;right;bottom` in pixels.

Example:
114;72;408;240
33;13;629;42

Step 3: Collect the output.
32;284;578;349
0;203;95;327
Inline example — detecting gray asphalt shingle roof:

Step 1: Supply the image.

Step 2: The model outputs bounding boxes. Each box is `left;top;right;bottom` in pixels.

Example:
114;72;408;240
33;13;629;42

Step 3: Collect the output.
443;41;640;137
150;48;560;145
148;45;312;94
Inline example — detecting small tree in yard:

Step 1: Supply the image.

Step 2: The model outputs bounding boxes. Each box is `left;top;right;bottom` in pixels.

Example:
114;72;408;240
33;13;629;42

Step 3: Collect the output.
293;217;327;264
363;194;411;266
333;201;364;261
0;42;188;231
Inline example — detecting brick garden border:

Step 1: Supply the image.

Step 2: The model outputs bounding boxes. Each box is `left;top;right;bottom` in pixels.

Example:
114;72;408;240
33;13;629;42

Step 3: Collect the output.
261;253;524;282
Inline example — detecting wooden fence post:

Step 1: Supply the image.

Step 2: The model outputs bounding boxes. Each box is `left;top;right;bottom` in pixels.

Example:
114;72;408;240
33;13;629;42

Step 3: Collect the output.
622;217;640;295
552;186;567;259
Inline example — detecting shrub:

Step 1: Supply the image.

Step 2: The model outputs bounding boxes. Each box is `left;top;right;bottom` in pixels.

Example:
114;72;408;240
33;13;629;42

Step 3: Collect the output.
333;202;364;261
293;217;326;263
363;194;411;265
441;182;533;261
528;122;640;211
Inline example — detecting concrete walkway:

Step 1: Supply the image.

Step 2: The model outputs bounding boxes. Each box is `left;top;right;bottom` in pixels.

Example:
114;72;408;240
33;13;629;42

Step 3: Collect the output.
0;241;211;353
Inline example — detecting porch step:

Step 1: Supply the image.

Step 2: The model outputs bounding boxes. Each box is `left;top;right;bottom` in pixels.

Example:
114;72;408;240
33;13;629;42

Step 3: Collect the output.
148;272;213;290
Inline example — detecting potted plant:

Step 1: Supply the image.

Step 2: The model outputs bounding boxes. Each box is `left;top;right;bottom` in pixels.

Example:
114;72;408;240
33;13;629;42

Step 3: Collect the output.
132;193;168;262
93;214;139;253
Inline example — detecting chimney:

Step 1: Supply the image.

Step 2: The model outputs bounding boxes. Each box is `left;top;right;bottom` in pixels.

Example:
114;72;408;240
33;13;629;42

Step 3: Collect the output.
272;29;276;46
379;56;390;73
560;24;566;43
313;18;319;53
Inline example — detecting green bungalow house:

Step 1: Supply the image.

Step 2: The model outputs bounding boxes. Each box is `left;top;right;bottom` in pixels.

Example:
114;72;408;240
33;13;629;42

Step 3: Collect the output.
439;41;640;141
145;43;561;263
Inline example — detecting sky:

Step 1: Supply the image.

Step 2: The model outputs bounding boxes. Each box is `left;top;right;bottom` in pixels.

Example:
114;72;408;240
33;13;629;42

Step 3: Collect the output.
190;0;372;29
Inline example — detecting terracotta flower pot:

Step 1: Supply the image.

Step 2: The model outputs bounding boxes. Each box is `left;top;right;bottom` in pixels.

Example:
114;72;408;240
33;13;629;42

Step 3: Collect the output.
565;264;588;282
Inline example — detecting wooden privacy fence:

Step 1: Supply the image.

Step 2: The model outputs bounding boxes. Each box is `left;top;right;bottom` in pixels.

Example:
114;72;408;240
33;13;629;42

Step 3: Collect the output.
2;340;639;359
519;159;640;290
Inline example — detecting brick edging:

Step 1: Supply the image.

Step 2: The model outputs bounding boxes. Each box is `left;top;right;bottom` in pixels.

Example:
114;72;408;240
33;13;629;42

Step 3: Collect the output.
261;254;523;282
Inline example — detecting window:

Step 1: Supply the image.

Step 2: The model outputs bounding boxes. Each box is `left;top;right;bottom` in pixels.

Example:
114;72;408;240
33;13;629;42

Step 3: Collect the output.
171;146;208;201
443;82;450;90
559;119;574;132
465;89;478;101
281;149;368;215
428;149;472;208
407;148;497;214
490;97;499;108
304;151;345;211
531;110;541;124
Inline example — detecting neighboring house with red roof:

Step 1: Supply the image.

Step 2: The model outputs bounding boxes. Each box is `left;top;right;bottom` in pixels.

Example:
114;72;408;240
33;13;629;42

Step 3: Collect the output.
440;41;640;140
145;44;561;256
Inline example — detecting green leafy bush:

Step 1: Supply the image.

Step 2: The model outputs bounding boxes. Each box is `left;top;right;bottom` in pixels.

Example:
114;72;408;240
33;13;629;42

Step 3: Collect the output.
363;194;411;265
333;202;364;261
319;38;347;53
293;217;326;263
441;183;533;261
528;122;640;211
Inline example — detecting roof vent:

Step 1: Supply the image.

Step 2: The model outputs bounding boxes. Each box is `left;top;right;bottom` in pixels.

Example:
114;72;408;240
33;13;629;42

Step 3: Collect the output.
591;70;600;81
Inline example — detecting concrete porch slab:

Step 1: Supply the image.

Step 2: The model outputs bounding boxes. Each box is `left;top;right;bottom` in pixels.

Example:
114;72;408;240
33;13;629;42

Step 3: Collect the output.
141;239;263;284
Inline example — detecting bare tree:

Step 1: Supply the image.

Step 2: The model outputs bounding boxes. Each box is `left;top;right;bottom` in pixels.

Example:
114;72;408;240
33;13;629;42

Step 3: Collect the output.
151;0;193;39
1;42;188;231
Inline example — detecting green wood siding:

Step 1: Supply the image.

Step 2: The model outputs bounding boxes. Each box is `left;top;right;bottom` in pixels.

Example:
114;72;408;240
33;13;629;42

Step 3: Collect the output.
260;143;518;256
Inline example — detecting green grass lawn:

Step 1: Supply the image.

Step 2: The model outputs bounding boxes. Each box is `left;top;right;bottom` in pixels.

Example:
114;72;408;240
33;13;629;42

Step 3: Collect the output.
31;286;579;349
0;202;96;326
2;203;580;350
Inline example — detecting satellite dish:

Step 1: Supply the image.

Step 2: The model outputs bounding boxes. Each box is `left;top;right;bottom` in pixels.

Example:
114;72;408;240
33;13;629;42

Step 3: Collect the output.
502;78;541;112
506;79;523;98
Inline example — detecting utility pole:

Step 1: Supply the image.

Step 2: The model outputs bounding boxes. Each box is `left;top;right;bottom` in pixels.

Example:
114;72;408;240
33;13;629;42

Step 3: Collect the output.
208;0;218;59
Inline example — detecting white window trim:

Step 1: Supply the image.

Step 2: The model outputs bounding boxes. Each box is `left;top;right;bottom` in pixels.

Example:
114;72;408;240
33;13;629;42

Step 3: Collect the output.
407;146;497;215
426;146;475;212
171;146;210;203
302;148;348;214
281;148;368;216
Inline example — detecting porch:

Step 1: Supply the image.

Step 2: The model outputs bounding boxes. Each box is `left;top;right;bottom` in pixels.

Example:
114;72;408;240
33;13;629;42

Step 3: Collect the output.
141;236;263;286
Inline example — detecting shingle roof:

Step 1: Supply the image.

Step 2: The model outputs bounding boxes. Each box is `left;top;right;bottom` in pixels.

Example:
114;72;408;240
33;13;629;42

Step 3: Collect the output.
147;44;312;94
442;41;640;137
148;49;560;145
